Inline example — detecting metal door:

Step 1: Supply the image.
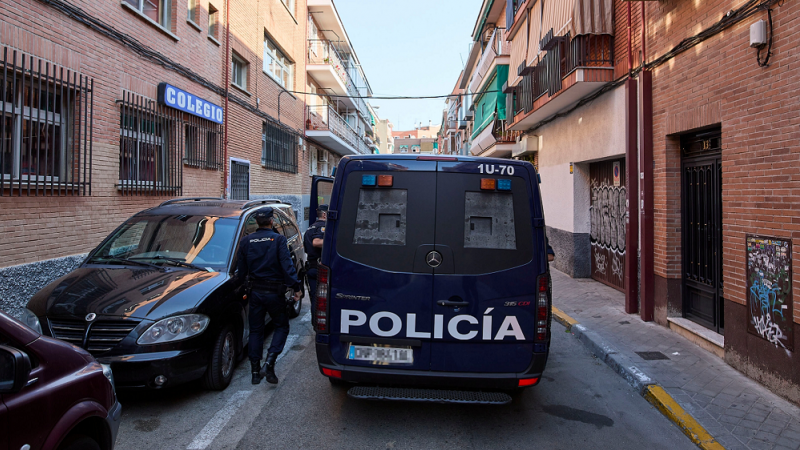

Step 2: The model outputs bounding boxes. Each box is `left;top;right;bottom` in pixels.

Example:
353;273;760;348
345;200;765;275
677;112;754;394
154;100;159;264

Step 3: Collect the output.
230;161;250;200
681;130;723;333
590;159;627;291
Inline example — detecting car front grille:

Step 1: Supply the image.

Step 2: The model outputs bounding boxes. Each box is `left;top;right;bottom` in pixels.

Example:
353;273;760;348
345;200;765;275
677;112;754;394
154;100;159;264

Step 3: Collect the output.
49;318;140;355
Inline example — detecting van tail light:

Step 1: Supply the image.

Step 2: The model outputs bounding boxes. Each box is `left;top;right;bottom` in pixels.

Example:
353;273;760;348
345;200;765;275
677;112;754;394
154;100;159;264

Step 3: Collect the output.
322;367;342;379
315;264;331;333
535;273;550;341
518;377;539;387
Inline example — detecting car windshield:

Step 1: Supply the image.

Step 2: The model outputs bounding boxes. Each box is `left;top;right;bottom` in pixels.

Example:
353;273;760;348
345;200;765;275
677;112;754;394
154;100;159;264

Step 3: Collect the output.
90;215;238;270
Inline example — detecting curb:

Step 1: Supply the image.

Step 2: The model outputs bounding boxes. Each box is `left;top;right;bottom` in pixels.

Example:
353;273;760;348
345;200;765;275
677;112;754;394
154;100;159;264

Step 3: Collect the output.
551;307;724;450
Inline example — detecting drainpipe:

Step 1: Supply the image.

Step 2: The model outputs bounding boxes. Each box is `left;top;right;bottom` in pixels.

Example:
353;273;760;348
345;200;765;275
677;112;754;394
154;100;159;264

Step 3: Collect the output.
222;0;231;199
639;4;654;322
624;2;639;315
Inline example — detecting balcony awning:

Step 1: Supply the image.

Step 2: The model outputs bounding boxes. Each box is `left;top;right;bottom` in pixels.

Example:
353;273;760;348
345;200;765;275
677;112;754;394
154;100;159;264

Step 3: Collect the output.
471;65;509;140
571;0;614;36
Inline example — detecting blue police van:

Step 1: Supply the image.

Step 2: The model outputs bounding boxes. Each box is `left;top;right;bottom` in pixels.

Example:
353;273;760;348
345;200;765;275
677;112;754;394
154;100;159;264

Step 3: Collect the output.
312;155;551;403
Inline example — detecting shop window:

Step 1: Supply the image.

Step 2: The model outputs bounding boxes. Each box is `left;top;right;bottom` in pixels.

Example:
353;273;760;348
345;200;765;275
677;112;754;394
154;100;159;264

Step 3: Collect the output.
123;0;173;29
263;35;294;90
1;46;93;196
231;53;248;91
262;121;298;174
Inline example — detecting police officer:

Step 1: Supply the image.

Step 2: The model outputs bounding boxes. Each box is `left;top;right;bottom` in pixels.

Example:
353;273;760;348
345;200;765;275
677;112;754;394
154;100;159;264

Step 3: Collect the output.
303;204;327;316
236;207;301;385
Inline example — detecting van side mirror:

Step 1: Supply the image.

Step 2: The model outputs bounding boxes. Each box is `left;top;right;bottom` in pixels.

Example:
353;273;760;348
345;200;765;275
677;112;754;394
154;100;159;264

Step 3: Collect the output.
0;345;32;394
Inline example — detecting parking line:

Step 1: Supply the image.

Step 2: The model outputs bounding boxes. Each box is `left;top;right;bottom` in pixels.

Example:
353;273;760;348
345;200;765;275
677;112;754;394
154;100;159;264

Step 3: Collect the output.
300;311;311;322
187;390;253;450
276;334;298;362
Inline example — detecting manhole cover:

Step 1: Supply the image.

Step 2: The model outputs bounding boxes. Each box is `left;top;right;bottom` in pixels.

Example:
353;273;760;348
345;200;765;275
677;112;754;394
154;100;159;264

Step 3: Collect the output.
636;351;669;361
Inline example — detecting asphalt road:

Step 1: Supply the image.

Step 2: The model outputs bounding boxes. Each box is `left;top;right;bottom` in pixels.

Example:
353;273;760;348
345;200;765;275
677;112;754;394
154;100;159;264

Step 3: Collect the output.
115;300;696;450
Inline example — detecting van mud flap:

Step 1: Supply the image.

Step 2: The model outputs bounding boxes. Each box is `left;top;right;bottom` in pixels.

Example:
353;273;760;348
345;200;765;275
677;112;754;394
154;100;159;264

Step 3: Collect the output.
347;386;512;405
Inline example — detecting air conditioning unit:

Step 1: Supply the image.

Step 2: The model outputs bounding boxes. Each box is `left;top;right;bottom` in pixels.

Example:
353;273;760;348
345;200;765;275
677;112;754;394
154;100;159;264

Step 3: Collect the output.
317;151;328;162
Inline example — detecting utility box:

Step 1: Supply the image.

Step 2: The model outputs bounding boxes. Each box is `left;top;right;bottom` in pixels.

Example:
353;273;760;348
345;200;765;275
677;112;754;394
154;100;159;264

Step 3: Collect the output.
750;20;767;47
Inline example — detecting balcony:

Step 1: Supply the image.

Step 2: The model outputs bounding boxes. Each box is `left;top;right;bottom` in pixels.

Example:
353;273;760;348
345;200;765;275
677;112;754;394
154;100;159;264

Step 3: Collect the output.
511;34;614;131
469;119;522;158
306;105;370;156
307;39;367;115
468;28;509;95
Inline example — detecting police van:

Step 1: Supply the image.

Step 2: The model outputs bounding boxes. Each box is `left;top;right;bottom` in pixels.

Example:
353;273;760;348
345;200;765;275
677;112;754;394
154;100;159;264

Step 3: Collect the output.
312;155;551;402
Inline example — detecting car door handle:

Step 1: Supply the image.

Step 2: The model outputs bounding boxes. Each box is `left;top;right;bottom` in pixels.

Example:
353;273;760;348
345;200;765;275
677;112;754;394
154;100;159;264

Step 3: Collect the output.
437;300;470;307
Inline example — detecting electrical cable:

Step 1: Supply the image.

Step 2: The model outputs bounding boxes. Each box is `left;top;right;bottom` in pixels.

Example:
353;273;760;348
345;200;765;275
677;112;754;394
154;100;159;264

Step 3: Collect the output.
757;8;773;67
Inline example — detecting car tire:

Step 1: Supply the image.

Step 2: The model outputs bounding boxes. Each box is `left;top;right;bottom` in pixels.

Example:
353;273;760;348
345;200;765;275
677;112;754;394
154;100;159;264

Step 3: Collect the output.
202;324;236;390
58;435;101;450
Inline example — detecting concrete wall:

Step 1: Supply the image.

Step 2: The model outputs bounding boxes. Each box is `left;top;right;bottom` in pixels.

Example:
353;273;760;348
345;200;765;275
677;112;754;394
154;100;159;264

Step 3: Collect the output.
536;85;626;276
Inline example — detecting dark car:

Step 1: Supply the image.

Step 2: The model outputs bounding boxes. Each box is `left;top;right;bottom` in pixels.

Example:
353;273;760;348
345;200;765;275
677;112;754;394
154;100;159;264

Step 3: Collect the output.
25;198;306;390
1;308;120;450
313;155;551;401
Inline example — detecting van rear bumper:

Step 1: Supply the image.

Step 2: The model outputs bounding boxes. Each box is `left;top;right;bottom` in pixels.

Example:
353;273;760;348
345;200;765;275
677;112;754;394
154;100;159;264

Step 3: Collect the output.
316;342;548;390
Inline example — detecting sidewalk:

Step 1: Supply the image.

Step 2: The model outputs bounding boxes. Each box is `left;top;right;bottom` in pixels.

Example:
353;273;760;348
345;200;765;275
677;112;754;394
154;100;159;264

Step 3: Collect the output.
550;269;800;450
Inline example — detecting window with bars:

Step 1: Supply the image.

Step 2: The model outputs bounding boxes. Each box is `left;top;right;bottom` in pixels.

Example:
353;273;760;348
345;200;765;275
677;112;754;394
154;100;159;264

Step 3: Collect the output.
123;0;173;29
262;121;298;174
230;160;250;200
183;121;222;169
1;47;93;196
118;90;181;195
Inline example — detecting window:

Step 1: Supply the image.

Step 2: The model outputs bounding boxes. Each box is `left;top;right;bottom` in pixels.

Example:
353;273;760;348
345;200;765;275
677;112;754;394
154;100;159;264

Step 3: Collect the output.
399;145;408;153
118;90;182;195
187;0;197;23
263;36;294;90
231;53;248;90
262;121;298;173
230;160;249;200
184;123;222;169
123;0;172;28
280;0;295;16
1;47;93;196
411;145;420;153
208;4;220;40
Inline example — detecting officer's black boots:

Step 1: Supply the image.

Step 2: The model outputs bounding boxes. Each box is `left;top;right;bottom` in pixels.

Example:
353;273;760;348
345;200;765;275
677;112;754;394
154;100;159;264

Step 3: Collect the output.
251;361;263;385
261;352;279;384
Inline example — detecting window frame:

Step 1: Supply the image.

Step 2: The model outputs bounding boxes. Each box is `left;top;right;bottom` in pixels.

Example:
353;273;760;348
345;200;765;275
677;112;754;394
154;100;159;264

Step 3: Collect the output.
123;0;173;29
280;0;295;17
263;35;294;90
119;112;170;187
231;53;248;91
208;4;220;40
187;0;198;25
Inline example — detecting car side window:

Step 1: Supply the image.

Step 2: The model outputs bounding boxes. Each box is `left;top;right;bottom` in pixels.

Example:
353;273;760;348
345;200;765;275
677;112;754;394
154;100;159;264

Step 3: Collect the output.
272;213;287;236
243;215;259;236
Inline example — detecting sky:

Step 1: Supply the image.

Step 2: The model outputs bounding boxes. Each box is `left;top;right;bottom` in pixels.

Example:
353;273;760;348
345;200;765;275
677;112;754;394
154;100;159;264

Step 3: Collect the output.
334;0;483;132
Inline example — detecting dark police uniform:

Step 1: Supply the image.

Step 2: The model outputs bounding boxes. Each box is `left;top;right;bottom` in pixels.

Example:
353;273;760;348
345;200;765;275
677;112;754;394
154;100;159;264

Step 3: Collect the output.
303;205;327;315
236;207;300;384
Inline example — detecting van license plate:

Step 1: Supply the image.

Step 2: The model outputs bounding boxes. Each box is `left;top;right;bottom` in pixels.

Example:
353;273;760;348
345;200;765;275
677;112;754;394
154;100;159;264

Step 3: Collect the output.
347;345;413;364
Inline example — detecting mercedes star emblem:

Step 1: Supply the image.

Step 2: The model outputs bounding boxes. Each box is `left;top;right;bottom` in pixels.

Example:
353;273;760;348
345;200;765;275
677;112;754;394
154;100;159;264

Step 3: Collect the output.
426;251;443;268
85;313;96;322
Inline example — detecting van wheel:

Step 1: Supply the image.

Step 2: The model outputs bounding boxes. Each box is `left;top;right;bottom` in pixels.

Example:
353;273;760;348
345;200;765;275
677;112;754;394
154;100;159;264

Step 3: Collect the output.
59;435;101;450
202;325;236;390
287;290;302;319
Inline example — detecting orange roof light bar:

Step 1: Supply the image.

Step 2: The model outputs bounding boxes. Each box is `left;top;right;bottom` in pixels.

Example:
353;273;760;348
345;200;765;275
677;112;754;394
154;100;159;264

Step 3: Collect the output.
480;178;496;190
377;175;393;187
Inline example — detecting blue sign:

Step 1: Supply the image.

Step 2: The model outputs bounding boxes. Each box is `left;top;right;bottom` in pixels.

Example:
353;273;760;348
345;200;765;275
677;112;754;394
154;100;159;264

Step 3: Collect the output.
157;82;223;124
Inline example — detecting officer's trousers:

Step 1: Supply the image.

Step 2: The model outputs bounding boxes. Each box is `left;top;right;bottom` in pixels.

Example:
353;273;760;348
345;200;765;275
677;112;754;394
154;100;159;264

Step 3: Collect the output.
248;290;290;363
306;267;317;318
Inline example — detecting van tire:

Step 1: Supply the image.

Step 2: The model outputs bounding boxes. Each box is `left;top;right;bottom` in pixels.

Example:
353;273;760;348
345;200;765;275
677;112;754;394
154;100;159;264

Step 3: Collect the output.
58;435;101;450
202;325;236;390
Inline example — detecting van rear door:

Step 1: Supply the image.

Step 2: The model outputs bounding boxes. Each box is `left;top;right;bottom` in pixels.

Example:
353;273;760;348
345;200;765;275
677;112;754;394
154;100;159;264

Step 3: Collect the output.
430;161;543;373
328;159;438;371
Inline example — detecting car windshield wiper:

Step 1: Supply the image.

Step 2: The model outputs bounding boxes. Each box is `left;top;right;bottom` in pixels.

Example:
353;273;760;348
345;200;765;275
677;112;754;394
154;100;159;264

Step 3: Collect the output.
134;255;208;271
92;256;162;270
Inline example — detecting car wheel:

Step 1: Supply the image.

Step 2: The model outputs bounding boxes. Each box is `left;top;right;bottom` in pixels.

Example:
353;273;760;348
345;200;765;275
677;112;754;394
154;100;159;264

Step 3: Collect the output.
202;324;236;390
59;435;101;450
287;289;302;319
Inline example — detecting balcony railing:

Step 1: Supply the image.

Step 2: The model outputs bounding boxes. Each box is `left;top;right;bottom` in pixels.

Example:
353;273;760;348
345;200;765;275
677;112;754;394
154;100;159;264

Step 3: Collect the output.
517;33;614;115
307;39;368;116
306;104;370;154
493;119;523;143
468;28;507;94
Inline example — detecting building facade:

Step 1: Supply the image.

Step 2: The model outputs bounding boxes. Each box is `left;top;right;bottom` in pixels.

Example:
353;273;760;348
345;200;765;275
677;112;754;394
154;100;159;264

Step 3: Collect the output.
0;0;373;316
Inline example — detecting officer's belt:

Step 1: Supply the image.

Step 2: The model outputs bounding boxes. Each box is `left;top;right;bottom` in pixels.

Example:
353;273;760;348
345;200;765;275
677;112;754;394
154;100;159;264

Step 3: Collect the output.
250;279;285;292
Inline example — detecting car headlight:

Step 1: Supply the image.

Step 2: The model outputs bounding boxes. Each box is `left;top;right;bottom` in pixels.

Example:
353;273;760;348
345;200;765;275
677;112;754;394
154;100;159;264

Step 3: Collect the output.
137;314;210;345
101;363;116;393
22;309;42;334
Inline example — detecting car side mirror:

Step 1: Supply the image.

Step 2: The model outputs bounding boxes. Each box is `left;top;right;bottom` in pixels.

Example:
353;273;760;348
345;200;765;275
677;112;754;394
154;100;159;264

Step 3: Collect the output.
0;344;32;395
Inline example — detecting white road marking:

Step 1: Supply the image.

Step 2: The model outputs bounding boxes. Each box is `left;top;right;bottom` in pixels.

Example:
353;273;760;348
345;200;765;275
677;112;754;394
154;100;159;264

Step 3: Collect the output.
301;311;311;322
187;390;253;450
277;334;299;361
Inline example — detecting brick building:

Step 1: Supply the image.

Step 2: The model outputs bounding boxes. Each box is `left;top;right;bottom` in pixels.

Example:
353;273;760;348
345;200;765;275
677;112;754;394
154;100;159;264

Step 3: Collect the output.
0;0;373;316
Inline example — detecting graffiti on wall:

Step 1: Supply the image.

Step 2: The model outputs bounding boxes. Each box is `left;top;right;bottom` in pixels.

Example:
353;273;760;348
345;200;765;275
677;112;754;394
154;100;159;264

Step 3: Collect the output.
746;235;793;351
590;178;627;287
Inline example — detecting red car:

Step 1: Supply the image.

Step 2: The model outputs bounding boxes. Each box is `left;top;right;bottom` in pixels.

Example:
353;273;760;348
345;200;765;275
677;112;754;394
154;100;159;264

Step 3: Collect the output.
0;309;121;450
